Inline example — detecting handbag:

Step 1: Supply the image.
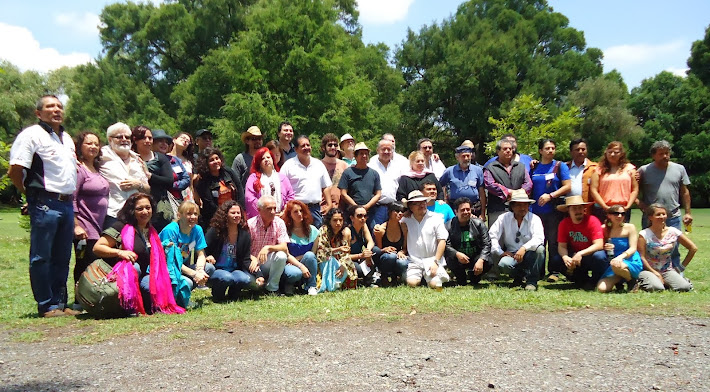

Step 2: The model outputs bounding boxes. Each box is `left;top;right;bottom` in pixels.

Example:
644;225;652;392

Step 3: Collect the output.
75;259;128;319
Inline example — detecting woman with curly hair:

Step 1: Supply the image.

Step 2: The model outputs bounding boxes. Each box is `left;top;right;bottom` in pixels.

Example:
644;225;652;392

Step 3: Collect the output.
316;208;357;291
283;200;319;295
194;147;246;227
204;201;261;301
590;141;638;223
72;131;109;309
244;146;294;218
93;192;183;314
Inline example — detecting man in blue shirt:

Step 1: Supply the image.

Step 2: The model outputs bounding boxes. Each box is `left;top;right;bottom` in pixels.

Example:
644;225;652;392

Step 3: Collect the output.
439;140;486;220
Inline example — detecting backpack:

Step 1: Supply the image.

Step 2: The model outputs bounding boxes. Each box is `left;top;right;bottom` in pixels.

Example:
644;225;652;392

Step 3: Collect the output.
75;259;128;319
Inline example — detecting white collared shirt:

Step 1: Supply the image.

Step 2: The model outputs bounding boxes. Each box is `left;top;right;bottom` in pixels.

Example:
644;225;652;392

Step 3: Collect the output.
367;157;404;204
281;156;331;204
10;124;77;194
401;211;449;263
568;158;588;197
488;211;544;256
99;146;149;218
426;156;446;180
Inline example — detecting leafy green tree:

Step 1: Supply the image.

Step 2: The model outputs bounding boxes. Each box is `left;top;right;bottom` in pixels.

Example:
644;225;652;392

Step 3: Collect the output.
568;74;643;159
173;0;402;159
486;94;581;160
0;62;45;142
395;0;602;158
688;25;710;87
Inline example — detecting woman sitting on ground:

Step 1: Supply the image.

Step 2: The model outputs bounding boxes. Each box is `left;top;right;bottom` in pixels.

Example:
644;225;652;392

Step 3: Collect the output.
372;201;409;286
637;204;697;292
158;201;212;307
93;192;184;314
204;201;263;301
596;205;643;293
348;205;378;286
283;200;319;295
316;208;357;291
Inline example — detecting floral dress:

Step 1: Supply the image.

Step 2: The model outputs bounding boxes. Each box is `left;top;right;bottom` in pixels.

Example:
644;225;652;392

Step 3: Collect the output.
316;226;357;291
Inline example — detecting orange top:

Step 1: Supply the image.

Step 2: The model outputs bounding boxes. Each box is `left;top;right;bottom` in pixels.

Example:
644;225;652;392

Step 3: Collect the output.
597;163;635;206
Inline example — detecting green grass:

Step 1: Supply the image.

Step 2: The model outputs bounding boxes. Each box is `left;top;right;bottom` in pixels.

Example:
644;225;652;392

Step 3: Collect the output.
0;207;708;343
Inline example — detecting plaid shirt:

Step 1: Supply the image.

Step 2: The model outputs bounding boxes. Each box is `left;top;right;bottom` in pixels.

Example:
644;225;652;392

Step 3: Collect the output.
247;215;289;257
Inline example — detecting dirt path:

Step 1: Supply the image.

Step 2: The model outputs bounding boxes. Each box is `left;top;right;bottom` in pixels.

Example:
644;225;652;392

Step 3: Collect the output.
1;310;708;391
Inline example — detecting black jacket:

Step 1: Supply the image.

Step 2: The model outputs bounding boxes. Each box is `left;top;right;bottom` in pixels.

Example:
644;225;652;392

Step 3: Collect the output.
195;167;245;227
444;216;491;262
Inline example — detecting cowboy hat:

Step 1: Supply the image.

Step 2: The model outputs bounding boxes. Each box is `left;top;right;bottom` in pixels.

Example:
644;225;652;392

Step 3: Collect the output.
151;129;172;142
402;190;431;207
353;142;370;153
240;126;262;144
556;195;593;212
507;189;536;204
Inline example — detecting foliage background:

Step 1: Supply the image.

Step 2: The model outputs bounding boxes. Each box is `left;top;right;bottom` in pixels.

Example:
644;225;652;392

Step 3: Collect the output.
2;0;710;205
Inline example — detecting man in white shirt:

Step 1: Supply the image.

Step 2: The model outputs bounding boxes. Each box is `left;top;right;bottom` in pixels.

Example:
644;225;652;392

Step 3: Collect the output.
401;190;450;290
8;95;80;317
281;135;333;227
418;138;446;179
367;138;404;226
489;189;545;290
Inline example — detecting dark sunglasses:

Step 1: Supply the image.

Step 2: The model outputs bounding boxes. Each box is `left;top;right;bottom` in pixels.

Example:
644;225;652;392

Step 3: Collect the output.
515;231;521;243
608;211;625;216
327;143;338;147
355;213;367;219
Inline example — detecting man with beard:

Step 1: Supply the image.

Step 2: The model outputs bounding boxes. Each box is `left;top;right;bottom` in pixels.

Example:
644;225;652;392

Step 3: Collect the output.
276;121;296;167
439;140;486;220
321;133;349;209
99;122;150;229
339;133;357;166
231;125;262;187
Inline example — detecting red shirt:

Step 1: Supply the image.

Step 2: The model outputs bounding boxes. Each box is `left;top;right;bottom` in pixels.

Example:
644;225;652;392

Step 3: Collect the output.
557;215;603;253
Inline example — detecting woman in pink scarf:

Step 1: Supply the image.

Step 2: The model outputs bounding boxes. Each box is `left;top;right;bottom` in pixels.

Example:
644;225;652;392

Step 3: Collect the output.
93;192;184;315
396;151;445;202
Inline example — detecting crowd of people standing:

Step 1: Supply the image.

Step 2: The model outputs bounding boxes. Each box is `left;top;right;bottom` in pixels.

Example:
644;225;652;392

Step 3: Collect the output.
8;95;699;318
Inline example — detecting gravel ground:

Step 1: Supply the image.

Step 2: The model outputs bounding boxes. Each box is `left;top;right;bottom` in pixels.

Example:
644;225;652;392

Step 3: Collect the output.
0;310;708;391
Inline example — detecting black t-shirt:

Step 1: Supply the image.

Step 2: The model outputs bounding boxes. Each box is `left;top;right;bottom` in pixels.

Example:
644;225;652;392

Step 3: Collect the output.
102;221;151;274
338;166;381;206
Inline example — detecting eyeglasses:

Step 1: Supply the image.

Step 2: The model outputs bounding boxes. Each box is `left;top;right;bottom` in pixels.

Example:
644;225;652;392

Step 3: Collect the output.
608;211;625;216
515;231;521;243
327;143;338;147
110;135;131;140
356;213;367;219
269;182;276;196
421;146;433;150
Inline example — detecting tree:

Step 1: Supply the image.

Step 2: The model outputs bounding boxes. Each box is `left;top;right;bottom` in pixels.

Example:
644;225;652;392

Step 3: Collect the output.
172;0;402;159
567;74;643;159
486;94;581;160
0;62;45;142
688;25;710;87
395;0;602;159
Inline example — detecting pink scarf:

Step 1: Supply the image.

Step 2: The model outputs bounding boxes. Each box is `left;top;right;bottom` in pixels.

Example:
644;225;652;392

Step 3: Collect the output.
119;224;185;315
403;168;433;179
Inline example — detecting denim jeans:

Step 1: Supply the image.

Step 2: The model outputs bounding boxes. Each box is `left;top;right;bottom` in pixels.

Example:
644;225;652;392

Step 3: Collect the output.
209;268;253;299
550;250;609;286
184;262;216;290
27;195;74;314
497;246;545;286
308;204;323;229
371;205;389;228
374;250;409;280
296;251;318;290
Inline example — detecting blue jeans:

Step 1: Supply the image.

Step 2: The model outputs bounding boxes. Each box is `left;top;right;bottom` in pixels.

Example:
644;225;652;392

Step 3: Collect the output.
296;251;318;290
498;246;545;286
374;250;409;280
550;250;609;286
308;204;323;229
209;268;253;300
27;195;74;314
184;263;216;290
371;205;389;228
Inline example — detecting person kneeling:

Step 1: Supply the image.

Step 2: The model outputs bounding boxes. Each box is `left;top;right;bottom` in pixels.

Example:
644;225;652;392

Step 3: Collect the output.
489;190;545;291
445;197;492;285
401;191;450;290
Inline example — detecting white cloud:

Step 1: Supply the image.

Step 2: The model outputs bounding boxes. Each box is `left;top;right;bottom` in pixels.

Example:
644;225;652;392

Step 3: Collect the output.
0;23;93;74
603;40;687;68
54;12;101;35
665;66;688;77
357;0;415;24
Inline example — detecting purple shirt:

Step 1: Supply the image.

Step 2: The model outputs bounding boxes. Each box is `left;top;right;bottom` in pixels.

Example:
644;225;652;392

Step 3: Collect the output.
73;164;109;240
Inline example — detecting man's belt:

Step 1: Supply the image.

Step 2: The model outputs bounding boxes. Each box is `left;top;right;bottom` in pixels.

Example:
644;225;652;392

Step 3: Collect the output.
27;188;73;202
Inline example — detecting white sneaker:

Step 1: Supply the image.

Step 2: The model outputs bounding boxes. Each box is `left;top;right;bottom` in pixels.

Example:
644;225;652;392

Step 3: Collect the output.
308;287;318;296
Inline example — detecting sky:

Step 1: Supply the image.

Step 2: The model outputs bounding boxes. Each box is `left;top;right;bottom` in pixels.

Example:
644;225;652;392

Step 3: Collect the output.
0;0;709;90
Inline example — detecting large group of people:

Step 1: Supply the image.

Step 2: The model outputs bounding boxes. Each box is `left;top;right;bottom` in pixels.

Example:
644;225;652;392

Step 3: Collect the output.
7;95;700;319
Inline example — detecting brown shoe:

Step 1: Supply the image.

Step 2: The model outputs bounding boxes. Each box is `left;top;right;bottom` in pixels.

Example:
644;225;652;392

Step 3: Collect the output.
42;309;67;318
63;308;81;316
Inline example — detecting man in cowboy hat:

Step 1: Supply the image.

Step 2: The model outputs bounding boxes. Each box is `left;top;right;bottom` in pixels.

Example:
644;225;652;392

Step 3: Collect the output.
401;190;450;290
488;189;545;290
439;140;486;220
553;195;608;289
338;142;381;228
231;125;263;187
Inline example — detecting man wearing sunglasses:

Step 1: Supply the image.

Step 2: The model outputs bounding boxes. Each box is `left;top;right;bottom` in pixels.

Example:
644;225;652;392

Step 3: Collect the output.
488;189;545;291
320;133;349;210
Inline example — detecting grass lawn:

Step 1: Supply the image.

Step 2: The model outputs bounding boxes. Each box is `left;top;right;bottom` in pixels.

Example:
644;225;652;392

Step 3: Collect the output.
0;206;707;343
